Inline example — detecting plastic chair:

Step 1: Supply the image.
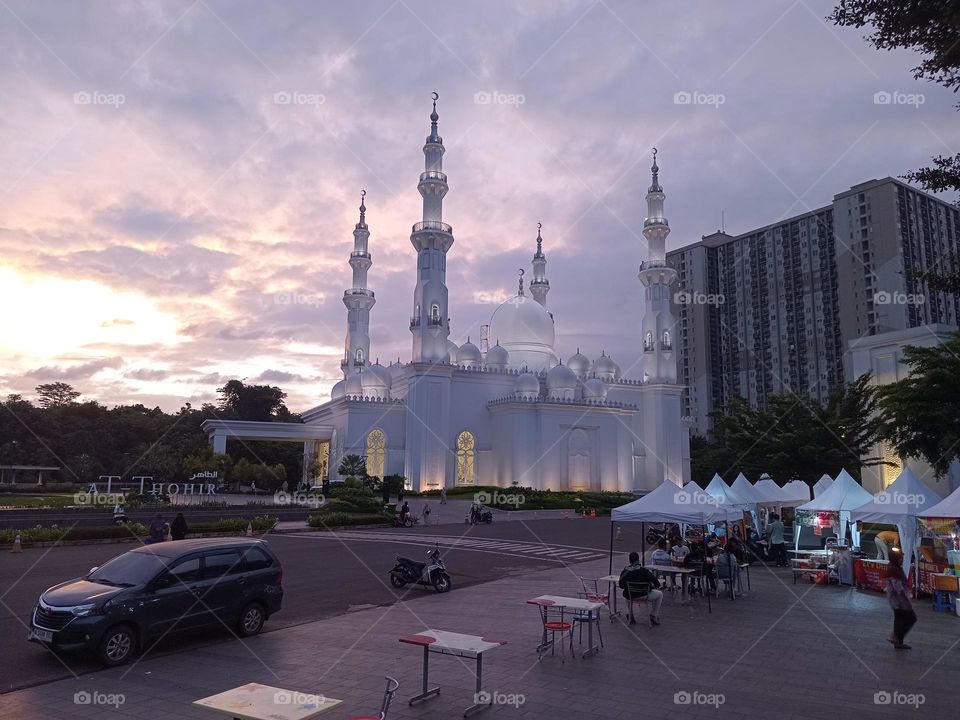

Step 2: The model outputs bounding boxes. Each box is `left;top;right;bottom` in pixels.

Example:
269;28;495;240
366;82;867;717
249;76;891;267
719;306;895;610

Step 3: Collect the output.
537;603;574;661
624;581;652;626
579;577;611;620
349;676;399;720
573;591;604;647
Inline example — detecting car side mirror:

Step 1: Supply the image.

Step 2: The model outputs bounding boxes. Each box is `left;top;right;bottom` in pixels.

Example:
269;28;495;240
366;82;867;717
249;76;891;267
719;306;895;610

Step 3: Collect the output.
152;575;173;591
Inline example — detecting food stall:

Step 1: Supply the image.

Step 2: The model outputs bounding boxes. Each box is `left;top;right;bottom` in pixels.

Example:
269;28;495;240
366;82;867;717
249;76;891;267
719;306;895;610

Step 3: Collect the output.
795;469;873;557
918;485;960;604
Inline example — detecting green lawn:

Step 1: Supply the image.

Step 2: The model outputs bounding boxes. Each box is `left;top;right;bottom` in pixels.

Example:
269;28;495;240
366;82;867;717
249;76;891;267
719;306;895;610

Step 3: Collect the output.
0;495;75;509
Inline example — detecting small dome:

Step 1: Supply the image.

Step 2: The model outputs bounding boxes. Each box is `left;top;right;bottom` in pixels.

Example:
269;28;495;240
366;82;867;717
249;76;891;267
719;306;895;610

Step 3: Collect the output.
515;372;540;399
485;342;510;369
446;340;459;363
592;352;616;380
547;363;577;389
612;360;622;380
331;379;346;399
582;377;608;401
456;339;482;367
344;370;363;396
367;362;392;389
568;350;590;377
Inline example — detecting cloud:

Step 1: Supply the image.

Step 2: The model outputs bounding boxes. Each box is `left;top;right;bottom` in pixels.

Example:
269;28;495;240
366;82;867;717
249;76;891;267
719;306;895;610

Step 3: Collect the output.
254;369;309;383
28;358;123;381
124;368;170;381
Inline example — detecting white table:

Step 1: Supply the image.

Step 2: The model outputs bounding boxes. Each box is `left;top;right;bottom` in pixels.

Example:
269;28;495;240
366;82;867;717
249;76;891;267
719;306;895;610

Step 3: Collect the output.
193;683;341;720
648;564;697;602
598;574;621;617
399;629;506;717
528;595;605;658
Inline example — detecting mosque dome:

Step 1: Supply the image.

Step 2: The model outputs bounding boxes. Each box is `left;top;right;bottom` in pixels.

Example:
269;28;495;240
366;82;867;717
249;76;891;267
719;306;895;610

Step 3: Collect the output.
612;360;622;380
331;379;346;399
489;293;557;372
456;339;482;368
446;339;459;363
515;372;540;399
485;342;510;370
582;377;608;401
344;370;364;396
364;363;391;400
568;350;590;378
592;352;617;381
546;362;577;400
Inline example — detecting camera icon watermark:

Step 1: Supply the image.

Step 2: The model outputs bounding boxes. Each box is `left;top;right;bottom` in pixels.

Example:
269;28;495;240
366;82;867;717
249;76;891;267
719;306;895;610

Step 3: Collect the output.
674;491;719;507
74;90;125;108
274;690;326;707
474;690;525;708
274;91;325;107
874;690;924;708
74;690;125;708
274;292;324;307
673;90;725;108
674;690;724;708
475;490;524;507
74;492;124;506
876;492;925;507
873;90;924;108
873;291;925;306
274;490;326;509
473;91;525;107
674;290;725;306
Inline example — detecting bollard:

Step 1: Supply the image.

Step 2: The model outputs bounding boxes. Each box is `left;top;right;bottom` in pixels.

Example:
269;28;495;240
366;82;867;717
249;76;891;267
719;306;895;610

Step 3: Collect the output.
11;532;23;553
245;522;253;538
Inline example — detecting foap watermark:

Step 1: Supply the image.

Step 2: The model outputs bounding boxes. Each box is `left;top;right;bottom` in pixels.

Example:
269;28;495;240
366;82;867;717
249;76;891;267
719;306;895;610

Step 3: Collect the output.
877;492;926;507
674;90;725;108
74;492;125;506
674;690;725;708
274;292;324;307
874;690;924;708
475;490;524;507
274;690;327;707
274;91;325;107
74;690;125;708
675;290;725;306
74;90;125;108
473;91;525;107
674;490;719;507
873;291;925;306
873;90;925;108
274;490;326;509
473;290;511;305
474;690;525;708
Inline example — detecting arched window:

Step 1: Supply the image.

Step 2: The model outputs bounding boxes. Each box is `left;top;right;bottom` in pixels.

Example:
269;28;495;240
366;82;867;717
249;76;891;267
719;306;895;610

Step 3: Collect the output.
366;428;386;479
456;430;475;485
431;303;440;320
356;348;364;363
662;330;672;349
644;331;654;352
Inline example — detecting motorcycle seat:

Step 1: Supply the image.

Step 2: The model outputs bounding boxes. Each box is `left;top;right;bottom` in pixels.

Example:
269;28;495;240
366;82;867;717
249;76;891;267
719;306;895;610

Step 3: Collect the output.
398;557;425;571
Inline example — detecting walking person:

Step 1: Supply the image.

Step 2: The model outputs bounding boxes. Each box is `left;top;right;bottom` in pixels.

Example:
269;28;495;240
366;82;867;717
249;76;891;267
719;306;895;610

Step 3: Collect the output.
148;513;165;544
113;502;126;525
171;512;188;541
767;513;787;567
885;549;916;649
440;486;447;505
422;501;432;527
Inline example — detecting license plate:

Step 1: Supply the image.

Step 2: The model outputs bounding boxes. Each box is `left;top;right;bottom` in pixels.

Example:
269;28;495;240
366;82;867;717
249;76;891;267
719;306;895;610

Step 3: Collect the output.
29;628;53;642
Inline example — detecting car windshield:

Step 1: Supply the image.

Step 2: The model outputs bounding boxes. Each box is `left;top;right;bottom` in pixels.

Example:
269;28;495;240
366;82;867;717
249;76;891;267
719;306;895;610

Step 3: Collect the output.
88;551;170;586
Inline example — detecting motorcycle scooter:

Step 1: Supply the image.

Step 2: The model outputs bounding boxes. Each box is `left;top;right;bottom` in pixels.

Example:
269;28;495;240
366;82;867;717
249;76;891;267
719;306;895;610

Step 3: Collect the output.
389;544;451;593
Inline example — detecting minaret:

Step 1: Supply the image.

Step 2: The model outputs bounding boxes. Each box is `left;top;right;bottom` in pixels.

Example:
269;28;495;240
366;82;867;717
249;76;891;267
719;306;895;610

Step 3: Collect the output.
342;190;375;374
638;149;678;383
530;222;550;308
410;92;455;362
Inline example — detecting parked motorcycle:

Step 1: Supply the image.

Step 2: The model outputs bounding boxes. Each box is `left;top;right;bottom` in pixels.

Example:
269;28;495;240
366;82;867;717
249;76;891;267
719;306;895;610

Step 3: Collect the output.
390;545;451;593
645;525;666;545
392;512;415;528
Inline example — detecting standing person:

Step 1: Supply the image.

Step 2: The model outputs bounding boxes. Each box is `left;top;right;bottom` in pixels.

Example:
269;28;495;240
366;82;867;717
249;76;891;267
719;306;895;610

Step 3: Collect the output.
767;513;787;567
618;551;664;626
884;549;916;649
148;513;165;544
874;529;900;561
399;500;410;525
440;486;447;505
113;502;126;525
171;512;188;541
422;501;432;527
397;486;404;504
163;522;173;542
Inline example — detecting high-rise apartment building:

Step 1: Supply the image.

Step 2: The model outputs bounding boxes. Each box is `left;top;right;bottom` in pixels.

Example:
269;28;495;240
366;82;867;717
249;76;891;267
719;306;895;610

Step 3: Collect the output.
670;177;960;435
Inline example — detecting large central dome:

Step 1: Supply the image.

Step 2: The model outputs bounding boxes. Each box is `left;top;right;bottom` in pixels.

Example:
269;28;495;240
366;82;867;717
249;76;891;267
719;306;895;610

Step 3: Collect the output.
489;294;557;371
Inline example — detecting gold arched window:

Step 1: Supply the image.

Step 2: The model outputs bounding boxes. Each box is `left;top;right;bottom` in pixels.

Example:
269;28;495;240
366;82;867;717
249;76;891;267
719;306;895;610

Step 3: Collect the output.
366;428;386;479
456;430;475;485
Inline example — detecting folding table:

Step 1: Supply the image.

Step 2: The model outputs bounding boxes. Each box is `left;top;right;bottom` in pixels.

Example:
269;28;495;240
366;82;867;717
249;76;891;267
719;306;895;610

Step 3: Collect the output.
193;682;341;720
527;595;605;658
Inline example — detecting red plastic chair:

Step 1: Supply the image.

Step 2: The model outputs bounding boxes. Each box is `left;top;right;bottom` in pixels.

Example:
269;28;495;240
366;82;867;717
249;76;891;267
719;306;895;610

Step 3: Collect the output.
537;603;574;661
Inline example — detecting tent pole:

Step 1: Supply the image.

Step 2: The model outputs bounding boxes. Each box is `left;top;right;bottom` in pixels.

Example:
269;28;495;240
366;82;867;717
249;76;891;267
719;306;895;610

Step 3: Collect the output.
641;522;646;565
704;523;711;614
608;520;614;575
725;520;734;600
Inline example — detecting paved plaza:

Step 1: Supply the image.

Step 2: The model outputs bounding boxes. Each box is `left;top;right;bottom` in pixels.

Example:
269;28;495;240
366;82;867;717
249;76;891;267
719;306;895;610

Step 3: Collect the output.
3;552;956;719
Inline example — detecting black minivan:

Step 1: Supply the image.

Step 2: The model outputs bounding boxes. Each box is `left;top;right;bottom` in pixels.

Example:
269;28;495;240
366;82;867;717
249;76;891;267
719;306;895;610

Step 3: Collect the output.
28;537;283;666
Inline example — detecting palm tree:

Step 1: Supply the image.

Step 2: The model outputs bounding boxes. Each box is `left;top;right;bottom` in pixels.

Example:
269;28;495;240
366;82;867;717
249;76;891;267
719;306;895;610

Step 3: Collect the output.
337;454;367;482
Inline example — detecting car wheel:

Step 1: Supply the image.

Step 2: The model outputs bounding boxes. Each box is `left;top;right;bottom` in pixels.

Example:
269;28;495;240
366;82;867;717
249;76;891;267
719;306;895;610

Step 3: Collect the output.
98;625;136;666
237;602;266;637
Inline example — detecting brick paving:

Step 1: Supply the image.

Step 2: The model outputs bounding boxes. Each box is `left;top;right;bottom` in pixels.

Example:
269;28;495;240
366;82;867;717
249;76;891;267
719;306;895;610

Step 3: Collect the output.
3;556;957;719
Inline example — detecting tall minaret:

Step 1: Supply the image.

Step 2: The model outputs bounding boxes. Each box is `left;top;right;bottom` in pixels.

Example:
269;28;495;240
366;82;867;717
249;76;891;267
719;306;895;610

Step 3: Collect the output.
529;222;550;308
342;190;375;374
638;149;678;382
410;92;455;362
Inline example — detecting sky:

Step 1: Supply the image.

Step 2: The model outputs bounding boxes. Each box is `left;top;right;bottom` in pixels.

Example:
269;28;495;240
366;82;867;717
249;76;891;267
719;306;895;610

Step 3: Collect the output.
1;0;956;413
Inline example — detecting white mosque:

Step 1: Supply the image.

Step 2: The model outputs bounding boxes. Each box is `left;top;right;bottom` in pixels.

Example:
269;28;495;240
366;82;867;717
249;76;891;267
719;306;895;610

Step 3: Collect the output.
203;98;691;492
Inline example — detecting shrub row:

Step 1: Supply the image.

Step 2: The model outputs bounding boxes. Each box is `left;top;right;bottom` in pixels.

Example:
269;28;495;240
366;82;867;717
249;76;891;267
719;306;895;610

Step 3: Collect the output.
307;512;390;529
0;515;279;544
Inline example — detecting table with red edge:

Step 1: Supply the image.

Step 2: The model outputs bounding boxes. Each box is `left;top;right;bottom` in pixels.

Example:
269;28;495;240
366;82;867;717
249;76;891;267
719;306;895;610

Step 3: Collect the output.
399;629;506;717
527;595;605;658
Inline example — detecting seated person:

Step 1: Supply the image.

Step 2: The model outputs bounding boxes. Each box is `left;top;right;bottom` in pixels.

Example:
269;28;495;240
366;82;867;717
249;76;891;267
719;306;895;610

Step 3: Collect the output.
684;542;716;594
618;551;663;625
874;529;900;561
651;539;677;588
715;541;742;592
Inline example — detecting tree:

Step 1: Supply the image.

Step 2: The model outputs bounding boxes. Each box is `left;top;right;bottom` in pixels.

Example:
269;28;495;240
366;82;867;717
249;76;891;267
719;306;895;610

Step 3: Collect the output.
877;331;960;477
337;454;367;481
35;382;80;408
216;380;292;421
832;2;960;291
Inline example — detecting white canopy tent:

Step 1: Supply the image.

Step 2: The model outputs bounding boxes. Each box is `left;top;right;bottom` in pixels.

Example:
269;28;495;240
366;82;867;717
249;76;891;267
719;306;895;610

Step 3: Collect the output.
704;474;750;508
813;474;834;498
851;467;941;579
796;469;874;550
612;479;740;524
782;480;812;506
918;483;960;519
753;474;790;506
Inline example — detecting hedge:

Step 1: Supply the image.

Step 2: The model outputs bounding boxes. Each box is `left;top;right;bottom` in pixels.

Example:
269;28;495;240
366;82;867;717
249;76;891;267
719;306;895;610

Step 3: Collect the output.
0;515;279;545
307;512;390;529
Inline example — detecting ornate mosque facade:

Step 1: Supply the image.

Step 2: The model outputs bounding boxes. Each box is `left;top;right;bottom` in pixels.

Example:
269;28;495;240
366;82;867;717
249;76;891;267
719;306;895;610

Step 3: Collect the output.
204;99;691;493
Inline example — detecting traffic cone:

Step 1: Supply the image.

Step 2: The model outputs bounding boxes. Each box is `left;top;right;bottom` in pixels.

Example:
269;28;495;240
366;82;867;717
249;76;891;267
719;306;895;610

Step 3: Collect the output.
591;509;597;519
563;511;569;520
616;526;623;542
11;533;23;553
245;522;253;537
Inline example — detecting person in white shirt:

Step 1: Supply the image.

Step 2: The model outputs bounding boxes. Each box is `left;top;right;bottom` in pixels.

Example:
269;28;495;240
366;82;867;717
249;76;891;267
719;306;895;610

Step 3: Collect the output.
672;540;690;561
651;538;677;589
